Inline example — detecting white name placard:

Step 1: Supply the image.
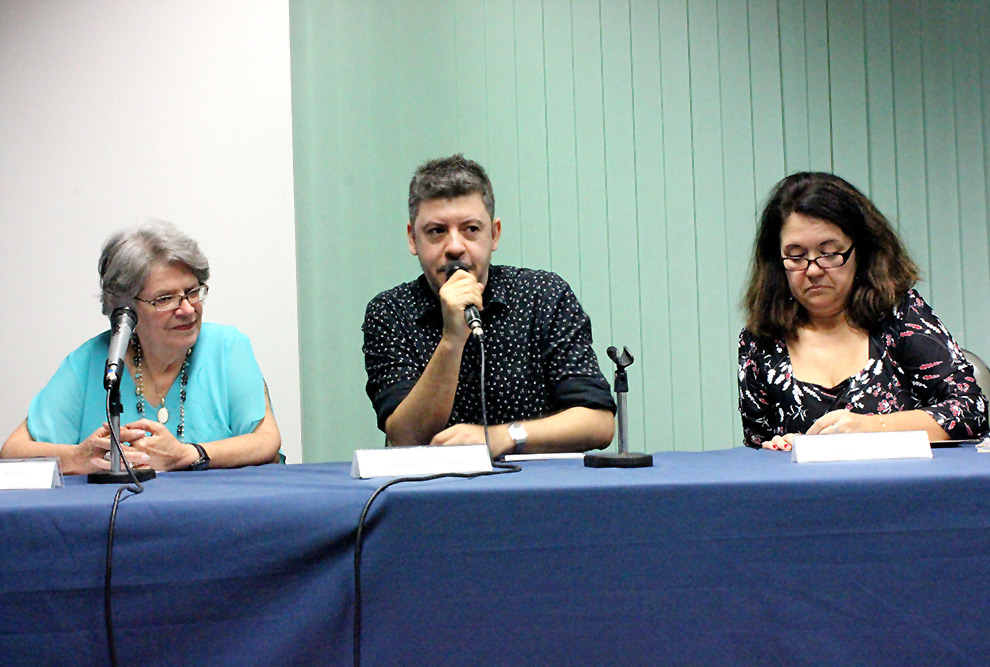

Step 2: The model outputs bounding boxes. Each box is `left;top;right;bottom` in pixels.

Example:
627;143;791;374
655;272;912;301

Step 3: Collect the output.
351;444;493;479
0;458;64;490
503;452;585;462
792;430;932;463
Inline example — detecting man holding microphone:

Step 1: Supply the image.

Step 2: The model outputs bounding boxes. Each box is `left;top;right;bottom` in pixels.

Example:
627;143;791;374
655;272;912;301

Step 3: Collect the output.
362;154;615;457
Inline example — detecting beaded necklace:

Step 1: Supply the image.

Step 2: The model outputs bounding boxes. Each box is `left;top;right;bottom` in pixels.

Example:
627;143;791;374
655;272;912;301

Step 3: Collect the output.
133;338;191;441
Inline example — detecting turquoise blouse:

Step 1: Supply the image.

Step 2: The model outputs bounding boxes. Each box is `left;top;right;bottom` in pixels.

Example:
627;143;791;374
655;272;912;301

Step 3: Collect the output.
27;323;266;445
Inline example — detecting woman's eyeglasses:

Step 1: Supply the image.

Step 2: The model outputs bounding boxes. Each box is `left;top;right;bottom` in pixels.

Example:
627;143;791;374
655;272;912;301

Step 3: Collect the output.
781;245;854;272
135;285;209;311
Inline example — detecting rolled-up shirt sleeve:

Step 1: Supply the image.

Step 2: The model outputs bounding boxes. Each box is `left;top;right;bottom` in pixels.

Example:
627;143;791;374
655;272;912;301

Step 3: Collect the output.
542;280;615;414
362;295;424;431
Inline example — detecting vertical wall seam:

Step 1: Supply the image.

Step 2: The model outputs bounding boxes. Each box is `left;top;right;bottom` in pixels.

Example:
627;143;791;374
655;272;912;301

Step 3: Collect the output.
715;0;732;451
628;0;648;444
569;0;583;294
658;0;676;449
803;0;811;168
746;0;760;216
863;0;874;195
825;0;834;171
685;0;706;449
889;0;901;229
597;0;613;342
483;1;491;160
541;0;554;269
512;0;523;262
982;0;990;273
775;0;788;172
920;3;933;289
950;5;967;339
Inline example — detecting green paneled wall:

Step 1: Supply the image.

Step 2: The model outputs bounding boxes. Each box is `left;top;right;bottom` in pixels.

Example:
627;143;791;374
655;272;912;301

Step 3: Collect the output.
290;0;990;463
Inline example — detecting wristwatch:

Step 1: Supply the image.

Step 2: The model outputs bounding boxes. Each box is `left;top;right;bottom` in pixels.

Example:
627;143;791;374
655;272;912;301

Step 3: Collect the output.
507;422;528;455
188;443;210;471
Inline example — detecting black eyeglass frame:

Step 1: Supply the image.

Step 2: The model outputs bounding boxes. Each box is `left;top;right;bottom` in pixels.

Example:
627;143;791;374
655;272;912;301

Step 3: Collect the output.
781;245;855;272
134;284;209;311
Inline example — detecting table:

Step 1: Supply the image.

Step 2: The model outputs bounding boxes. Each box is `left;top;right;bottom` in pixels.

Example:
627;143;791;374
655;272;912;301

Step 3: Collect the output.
3;447;990;665
0;464;374;665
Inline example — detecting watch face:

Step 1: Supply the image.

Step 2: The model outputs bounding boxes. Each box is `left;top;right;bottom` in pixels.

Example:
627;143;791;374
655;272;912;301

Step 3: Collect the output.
508;423;527;443
190;444;210;470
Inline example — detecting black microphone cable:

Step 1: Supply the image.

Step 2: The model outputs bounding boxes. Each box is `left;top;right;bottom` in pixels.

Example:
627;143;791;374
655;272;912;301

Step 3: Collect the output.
101;391;148;667
352;332;515;667
351;462;519;667
480;332;490;452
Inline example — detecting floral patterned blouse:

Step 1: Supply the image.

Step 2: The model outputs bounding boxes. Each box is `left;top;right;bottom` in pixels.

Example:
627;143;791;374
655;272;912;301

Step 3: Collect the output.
738;289;988;448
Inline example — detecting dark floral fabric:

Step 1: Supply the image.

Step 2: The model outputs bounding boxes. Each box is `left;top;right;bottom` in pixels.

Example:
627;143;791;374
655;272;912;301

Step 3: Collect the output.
738;289;988;448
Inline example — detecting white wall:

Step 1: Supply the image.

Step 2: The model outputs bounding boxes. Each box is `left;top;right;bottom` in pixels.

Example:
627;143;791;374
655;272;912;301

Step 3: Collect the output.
0;0;302;462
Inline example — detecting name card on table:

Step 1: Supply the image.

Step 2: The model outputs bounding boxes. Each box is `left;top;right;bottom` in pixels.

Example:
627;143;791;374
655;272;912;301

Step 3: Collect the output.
792;431;932;463
503;453;585;462
0;458;64;490
351;444;493;479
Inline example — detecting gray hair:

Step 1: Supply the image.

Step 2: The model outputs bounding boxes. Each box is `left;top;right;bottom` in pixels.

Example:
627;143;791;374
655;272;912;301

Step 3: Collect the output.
408;154;495;222
98;219;210;315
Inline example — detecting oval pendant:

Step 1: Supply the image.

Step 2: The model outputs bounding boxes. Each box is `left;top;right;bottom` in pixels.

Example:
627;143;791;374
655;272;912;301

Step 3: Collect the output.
158;406;169;424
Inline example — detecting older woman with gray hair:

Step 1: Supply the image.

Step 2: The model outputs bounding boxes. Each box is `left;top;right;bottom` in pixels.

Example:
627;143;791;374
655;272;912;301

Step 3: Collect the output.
1;220;281;473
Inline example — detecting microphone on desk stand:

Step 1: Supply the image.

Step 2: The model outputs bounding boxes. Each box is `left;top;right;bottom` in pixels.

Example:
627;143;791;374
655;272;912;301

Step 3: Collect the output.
585;346;653;468
89;306;156;484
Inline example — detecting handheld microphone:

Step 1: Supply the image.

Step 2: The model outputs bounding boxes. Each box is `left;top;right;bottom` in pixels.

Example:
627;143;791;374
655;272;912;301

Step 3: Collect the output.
443;261;484;340
104;305;137;390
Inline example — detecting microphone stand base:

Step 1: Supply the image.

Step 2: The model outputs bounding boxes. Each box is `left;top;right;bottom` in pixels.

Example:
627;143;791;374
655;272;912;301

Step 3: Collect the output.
584;451;653;468
88;468;157;484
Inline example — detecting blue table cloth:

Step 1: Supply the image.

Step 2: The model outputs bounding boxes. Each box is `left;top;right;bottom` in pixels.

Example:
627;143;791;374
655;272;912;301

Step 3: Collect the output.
3;447;990;665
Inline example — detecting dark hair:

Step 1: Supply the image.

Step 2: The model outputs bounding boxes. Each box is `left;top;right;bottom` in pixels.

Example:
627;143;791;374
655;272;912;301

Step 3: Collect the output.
98;219;210;316
408;154;495;222
744;172;919;339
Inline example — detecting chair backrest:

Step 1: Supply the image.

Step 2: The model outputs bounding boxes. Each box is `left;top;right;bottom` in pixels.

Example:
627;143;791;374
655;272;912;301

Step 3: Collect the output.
962;348;990;398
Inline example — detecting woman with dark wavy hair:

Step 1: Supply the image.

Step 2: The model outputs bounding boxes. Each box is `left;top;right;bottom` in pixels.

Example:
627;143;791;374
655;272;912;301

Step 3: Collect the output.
738;172;987;450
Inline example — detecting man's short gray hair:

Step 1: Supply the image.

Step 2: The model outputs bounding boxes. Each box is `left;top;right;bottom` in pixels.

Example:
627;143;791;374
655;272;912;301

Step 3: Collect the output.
98;219;210;316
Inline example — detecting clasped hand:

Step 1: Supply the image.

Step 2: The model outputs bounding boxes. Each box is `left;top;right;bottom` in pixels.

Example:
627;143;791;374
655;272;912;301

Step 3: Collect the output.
87;419;195;471
439;270;483;341
762;409;879;451
81;422;150;472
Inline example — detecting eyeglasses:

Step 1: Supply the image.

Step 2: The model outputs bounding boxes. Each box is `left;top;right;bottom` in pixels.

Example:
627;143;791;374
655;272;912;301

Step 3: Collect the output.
781;245;855;272
135;285;209;311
